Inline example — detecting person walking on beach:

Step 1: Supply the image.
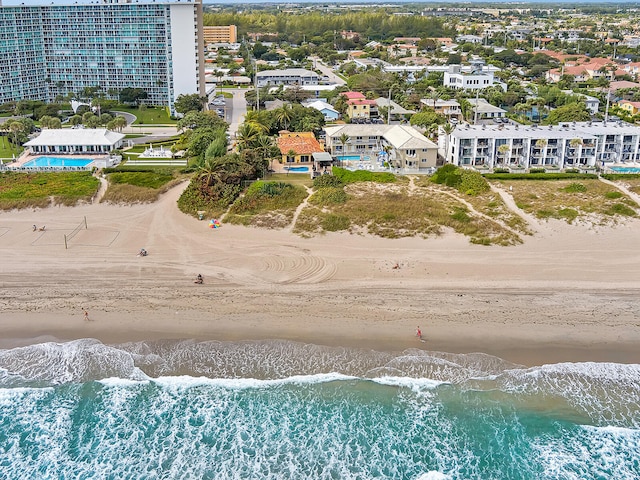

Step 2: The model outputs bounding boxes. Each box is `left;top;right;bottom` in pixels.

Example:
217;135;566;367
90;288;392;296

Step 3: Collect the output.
83;309;90;322
416;326;422;340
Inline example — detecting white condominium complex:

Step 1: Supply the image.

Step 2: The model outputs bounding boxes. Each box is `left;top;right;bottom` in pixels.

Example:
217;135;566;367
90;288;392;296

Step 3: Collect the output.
0;0;205;114
446;122;640;170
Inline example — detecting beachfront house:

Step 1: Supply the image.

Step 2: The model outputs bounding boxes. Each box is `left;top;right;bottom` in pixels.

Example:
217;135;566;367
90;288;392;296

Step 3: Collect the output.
276;132;325;165
324;124;438;171
23;128;125;154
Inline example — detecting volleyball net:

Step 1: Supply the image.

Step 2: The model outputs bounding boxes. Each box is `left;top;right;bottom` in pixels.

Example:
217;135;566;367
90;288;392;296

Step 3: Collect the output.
64;216;87;249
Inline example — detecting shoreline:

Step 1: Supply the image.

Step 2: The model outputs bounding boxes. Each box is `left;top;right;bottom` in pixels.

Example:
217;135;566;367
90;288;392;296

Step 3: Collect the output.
1;286;639;367
1;184;639;368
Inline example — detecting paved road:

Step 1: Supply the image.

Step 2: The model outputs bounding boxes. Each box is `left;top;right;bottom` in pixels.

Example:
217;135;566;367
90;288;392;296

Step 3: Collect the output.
121;125;179;145
311;56;346;86
111;111;137;126
216;88;248;138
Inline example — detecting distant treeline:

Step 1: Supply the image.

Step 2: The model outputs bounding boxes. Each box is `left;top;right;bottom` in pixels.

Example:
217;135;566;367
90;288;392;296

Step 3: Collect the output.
203;11;455;42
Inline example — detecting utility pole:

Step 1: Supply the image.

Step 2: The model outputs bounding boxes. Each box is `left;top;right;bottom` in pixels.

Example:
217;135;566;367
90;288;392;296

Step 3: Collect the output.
253;59;259;112
474;88;480;125
605;87;611;123
387;88;392;125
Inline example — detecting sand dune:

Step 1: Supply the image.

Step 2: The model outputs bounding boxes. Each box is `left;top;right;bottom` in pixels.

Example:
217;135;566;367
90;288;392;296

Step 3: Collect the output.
1;182;639;366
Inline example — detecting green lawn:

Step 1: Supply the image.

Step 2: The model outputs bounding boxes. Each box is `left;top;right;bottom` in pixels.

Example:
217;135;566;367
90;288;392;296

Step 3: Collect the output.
0;140;22;160
111;106;176;125
267;173;314;188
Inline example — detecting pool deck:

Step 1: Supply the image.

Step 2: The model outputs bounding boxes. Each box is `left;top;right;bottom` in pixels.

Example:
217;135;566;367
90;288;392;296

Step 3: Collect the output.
6;152;111;170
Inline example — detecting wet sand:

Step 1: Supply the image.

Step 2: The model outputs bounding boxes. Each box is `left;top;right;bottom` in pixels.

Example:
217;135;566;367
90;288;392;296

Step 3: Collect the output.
1;183;639;367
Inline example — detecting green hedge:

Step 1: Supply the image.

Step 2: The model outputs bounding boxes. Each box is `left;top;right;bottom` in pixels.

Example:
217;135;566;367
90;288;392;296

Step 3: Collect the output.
332;167;396;184
484;173;598;180
601;173;640;180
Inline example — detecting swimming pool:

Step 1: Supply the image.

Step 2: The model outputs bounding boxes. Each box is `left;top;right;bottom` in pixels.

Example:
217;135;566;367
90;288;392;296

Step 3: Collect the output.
285;166;309;172
336;155;371;162
23;156;94;168
610;166;640;173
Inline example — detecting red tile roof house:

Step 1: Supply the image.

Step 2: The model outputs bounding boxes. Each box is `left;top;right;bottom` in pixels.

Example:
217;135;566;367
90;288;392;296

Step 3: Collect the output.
341;91;366;100
276;132;324;165
346;98;378;119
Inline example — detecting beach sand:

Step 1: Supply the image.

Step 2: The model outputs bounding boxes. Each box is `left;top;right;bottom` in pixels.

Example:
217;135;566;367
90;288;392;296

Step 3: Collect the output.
1;182;639;366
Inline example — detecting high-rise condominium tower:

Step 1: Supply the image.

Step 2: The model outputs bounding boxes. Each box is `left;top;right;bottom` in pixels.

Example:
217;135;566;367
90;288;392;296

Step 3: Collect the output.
0;0;205;114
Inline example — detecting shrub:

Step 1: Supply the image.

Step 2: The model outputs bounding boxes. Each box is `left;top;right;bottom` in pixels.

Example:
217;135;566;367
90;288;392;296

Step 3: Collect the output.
450;207;471;223
529;168;546;174
563;182;587;193
557;208;579;222
309;187;348;205
246;181;290;197
604;191;623;199
493;168;509;173
459;169;489;195
606;203;637;217
484;173;598;180
431;164;461;188
313;175;344;189
332;167;396;184
321;213;350;231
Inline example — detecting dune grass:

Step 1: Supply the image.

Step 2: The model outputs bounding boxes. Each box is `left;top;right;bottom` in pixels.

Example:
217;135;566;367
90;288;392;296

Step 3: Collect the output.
0;171;99;209
294;181;522;245
497;179;638;224
224;181;308;228
101;170;184;204
414;176;532;236
610;177;640;196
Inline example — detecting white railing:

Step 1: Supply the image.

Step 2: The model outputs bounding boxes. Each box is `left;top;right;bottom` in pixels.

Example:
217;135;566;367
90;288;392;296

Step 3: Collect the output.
125;159;187;166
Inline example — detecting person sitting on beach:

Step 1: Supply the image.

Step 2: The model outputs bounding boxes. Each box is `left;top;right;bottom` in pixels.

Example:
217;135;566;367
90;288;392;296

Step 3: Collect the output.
139;248;148;257
194;274;203;284
33;225;37;232
39;226;46;231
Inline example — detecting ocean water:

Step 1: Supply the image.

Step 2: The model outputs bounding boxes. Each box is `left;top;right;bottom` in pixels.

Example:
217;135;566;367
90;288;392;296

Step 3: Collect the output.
0;339;638;479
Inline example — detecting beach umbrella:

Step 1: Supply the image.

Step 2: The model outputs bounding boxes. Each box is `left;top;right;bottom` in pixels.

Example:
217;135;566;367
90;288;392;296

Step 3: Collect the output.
209;219;221;229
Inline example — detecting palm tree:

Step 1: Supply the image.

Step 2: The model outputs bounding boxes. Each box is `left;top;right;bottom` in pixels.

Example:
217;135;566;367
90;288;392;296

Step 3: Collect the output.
338;132;350;156
275;104;293;131
113;116;127;132
243;110;270;133
8;121;24;152
286;148;297;165
382;144;394;168
255;134;277;171
0;121;8;149
236;122;262;151
441;123;456;162
497;143;510;166
428;89;441;109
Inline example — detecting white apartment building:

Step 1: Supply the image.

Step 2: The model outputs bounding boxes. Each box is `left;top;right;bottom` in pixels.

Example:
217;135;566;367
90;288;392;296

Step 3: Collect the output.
255;69;321;88
446;121;640;170
443;65;502;91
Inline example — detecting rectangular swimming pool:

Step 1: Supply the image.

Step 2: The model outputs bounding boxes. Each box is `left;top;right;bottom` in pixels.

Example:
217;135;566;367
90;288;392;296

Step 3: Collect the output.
336;155;371;162
23;156;94;168
610;166;640;174
285;166;309;172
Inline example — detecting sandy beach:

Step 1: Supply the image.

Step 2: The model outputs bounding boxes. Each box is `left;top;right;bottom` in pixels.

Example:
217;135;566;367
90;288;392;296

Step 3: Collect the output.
1;182;639;366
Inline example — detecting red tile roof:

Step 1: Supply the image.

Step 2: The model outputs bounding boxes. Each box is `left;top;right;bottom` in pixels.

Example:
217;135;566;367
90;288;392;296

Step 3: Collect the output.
347;99;376;106
276;134;324;155
341;91;366;100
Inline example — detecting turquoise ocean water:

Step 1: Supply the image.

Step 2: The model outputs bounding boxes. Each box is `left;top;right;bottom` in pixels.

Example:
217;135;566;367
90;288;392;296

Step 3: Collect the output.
0;339;638;479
